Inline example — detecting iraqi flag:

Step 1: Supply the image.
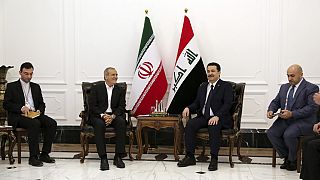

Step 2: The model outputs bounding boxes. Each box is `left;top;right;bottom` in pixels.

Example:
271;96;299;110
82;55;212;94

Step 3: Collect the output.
128;16;168;116
167;15;207;114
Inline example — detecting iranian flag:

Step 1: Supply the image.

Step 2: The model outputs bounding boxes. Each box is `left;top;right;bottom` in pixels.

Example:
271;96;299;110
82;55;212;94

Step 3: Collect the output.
128;16;168;116
167;15;207;114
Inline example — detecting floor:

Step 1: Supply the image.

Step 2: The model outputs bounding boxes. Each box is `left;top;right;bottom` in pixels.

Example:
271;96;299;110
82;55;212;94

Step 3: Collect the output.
0;146;301;180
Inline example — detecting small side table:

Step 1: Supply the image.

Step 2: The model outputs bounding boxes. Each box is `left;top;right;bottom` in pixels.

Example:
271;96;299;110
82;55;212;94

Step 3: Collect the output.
136;115;182;161
0;126;16;164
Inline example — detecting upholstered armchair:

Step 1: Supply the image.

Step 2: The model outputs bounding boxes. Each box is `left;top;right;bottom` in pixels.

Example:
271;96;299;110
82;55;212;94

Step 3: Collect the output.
78;81;134;163
191;81;247;168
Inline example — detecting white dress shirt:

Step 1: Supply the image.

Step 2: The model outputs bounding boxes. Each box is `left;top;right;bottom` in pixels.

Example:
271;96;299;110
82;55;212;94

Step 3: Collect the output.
20;79;35;111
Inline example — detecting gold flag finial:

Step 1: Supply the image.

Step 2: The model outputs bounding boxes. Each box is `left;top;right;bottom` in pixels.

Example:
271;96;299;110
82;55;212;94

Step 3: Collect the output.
145;9;148;15
184;8;188;13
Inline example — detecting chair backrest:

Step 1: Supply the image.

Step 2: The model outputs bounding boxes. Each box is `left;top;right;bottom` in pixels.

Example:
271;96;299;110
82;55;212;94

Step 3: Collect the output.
227;81;246;131
81;81;127;124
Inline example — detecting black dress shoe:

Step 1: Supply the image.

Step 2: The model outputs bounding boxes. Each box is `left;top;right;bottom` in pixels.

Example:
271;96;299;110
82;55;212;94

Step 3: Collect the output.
177;155;196;167
100;158;109;171
39;154;55;163
286;160;297;171
113;156;125;168
280;158;288;169
208;158;218;171
29;157;43;167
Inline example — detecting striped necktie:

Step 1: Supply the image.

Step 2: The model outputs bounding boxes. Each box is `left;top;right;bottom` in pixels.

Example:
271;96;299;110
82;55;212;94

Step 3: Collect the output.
287;85;295;110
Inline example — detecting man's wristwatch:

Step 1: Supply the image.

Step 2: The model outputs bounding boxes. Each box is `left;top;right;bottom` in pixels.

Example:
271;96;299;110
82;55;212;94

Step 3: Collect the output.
111;114;116;119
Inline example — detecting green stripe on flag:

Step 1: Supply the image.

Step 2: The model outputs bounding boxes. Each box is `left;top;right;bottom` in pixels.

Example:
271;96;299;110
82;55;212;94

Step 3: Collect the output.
135;16;154;71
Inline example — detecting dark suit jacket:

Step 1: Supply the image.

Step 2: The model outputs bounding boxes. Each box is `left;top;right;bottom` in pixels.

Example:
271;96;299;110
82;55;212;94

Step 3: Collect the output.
188;79;233;128
3;79;46;128
268;78;319;124
88;82;126;123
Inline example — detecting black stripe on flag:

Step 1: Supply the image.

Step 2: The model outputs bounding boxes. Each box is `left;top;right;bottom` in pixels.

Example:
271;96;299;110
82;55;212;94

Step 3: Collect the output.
167;58;207;114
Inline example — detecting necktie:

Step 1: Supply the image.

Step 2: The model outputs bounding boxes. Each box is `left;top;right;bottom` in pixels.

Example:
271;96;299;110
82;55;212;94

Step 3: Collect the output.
286;85;295;110
204;85;214;119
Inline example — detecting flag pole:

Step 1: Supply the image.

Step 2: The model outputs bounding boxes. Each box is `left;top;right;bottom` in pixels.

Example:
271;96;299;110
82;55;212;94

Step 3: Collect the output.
184;8;188;14
145;9;148;15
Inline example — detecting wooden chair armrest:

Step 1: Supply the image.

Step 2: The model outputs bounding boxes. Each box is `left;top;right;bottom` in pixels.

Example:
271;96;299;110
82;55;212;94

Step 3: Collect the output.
232;112;239;131
79;110;87;129
125;109;133;130
79;110;85;118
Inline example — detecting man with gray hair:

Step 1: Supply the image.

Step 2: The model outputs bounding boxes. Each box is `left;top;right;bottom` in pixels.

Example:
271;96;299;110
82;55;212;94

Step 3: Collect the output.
89;67;127;170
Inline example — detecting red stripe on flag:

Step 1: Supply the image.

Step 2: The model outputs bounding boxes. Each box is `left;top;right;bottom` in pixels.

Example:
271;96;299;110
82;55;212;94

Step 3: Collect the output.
132;62;167;116
176;16;194;64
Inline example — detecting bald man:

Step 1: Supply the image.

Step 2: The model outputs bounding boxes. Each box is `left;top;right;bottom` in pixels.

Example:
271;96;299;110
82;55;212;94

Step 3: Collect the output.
266;64;319;171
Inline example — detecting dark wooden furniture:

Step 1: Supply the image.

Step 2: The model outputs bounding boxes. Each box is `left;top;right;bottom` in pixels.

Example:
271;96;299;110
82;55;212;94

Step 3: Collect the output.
271;136;306;173
14;128;28;164
136;115;182;161
0;65;15;164
190;82;246;168
0;126;15;164
78;81;134;163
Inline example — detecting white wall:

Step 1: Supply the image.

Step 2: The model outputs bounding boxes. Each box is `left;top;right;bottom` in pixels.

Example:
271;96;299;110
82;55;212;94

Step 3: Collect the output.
1;0;319;128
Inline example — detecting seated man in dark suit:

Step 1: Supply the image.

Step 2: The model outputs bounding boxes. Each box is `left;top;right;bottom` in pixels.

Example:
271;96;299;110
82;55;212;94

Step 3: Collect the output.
300;92;320;180
267;64;319;171
88;67;127;171
177;62;233;171
3;62;57;167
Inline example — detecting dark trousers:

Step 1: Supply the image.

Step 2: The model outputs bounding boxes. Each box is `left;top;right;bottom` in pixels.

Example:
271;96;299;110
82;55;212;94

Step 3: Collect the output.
184;116;222;157
17;115;57;158
91;116;126;158
300;135;320;180
267;119;314;161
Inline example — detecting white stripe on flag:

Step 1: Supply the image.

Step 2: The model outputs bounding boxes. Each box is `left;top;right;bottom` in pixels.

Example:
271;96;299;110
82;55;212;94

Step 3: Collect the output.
128;37;161;110
131;62;163;114
167;37;201;109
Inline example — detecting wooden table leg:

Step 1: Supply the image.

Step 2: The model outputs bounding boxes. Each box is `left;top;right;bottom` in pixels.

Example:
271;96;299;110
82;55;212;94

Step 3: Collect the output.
1;135;6;160
8;131;15;164
178;119;184;154
136;122;143;160
17;132;22;164
173;123;180;161
143;128;149;153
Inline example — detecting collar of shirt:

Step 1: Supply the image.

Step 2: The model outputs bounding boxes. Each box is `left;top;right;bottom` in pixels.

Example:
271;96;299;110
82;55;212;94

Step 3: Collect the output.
20;78;30;87
294;78;303;90
207;79;219;89
289;77;303;97
105;83;114;91
19;78;31;98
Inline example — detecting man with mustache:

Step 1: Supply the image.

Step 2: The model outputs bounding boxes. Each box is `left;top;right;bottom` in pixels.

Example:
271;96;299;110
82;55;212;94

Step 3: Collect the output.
300;93;320;180
267;64;319;171
177;62;233;171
